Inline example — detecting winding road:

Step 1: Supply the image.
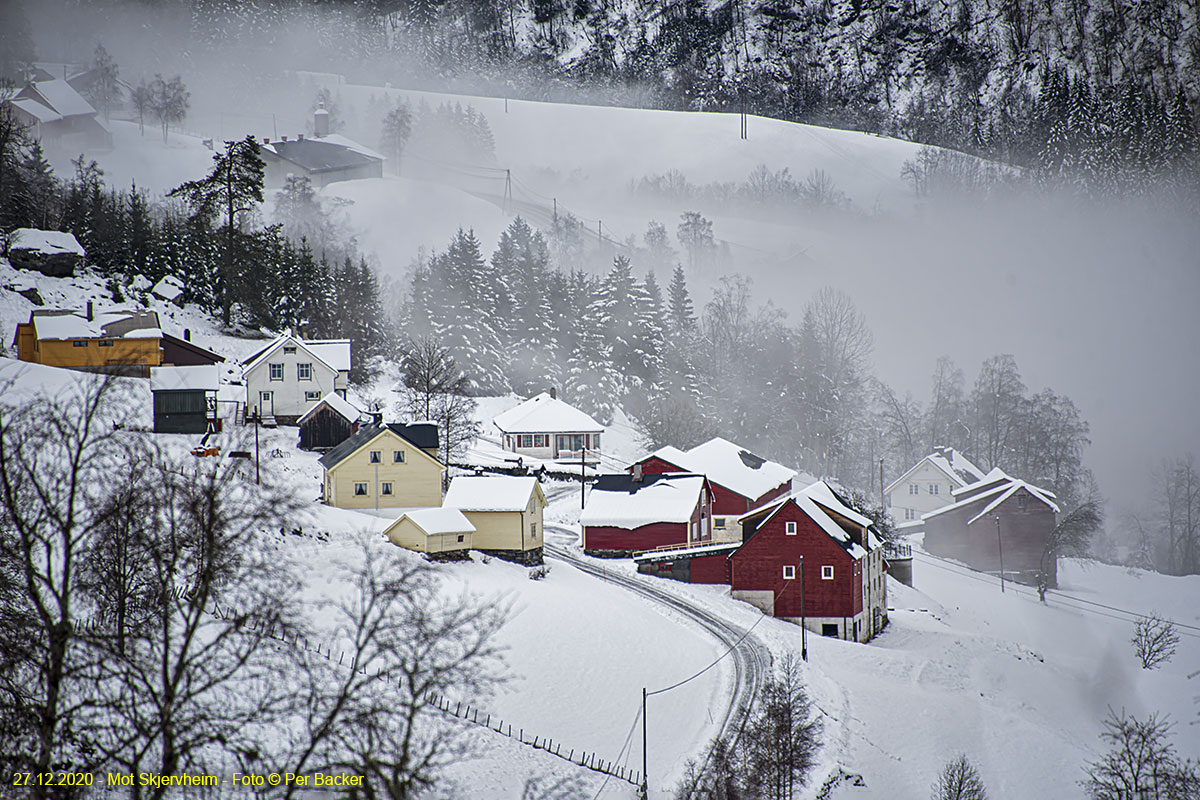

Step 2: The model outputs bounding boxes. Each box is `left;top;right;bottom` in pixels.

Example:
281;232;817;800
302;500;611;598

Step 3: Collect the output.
543;522;773;786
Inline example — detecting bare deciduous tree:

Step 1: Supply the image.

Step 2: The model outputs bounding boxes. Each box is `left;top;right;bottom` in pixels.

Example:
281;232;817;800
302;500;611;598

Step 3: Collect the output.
1038;497;1103;598
0;376;131;788
740;654;822;800
1132;614;1180;669
1083;710;1200;799
931;754;988;800
279;544;507;799
397;336;481;472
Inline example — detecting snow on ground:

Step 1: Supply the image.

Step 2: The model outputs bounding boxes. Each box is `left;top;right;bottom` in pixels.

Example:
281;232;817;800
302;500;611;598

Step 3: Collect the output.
573;535;1200;799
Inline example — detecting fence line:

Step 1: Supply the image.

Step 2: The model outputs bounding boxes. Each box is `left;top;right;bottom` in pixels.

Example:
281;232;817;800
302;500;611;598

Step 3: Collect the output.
71;585;640;789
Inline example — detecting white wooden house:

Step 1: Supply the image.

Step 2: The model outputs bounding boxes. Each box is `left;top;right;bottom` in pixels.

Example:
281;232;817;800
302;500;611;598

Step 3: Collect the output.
240;332;350;425
492;391;604;463
884;447;986;528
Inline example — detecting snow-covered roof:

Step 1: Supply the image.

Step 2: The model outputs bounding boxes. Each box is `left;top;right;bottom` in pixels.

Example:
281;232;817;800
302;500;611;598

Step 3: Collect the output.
923;474;1060;524
151;275;184;301
742;492;868;559
581;474;706;529
492;392;603;434
641;445;689;467
885;448;987;495
298;391;364;425
306;340;352;372
392;507;476;536
800;480;874;529
951;466;1010;496
150;365;219;392
632;541;742;562
26;79;96;118
29;309;161;341
443;475;544;513
10;98;62;123
318;133;387;161
9;228;85;256
657;437;797;501
241;333;350;375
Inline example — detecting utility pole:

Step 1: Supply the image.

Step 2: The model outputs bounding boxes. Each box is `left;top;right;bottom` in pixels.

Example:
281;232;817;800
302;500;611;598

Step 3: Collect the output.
799;556;807;661
253;410;260;486
580;446;586;510
375;460;380;511
879;458;885;510
504;169;512;214
553;197;557;222
641;687;648;799
995;515;1005;593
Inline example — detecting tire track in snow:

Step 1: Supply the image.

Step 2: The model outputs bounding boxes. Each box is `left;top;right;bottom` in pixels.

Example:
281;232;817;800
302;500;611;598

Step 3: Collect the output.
542;525;772;789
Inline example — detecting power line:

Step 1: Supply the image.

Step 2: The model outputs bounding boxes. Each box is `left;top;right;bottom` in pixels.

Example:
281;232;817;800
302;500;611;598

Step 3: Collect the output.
648;612;765;697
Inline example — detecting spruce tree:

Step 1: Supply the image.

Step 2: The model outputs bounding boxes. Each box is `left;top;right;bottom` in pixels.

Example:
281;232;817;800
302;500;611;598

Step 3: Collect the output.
667;264;697;335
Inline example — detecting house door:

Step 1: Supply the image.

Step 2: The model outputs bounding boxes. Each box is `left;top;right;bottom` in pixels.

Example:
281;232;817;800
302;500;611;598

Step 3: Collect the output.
260;391;274;417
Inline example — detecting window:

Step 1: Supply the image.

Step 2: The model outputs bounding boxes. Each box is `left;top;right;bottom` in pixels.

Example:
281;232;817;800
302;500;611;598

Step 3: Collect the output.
381;482;393;496
929;483;939;495
592;433;601;450
530;523;538;538
305;391;321;401
783;565;796;580
534;434;548;447
354;482;368;496
519;434;533;448
260;391;272;403
369;450;381;464
97;339;113;347
905;508;915;521
1018;493;1028;510
714;518;727;530
457;535;465;543
785;521;797;535
821;565;834;580
283;345;297;354
909;483;918;495
269;363;283;380
72;340;88;347
393;450;404;463
298;362;312;380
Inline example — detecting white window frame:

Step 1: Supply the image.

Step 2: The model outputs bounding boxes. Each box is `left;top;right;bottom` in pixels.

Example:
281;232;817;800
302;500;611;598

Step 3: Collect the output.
785;521;797;535
283;345;297;354
821;565;834;580
297;362;312;380
381;482;393;496
354;482;368;496
269;362;284;381
369;450;381;464
305;391;321;401
393;450;405;463
783;565;796;580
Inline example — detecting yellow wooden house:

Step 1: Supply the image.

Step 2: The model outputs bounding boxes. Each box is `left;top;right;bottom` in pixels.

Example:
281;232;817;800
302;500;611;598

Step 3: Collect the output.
442;476;548;565
384;507;475;560
318;423;444;509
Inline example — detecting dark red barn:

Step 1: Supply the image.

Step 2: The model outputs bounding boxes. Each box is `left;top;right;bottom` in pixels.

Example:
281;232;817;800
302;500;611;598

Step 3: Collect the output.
580;472;713;556
731;482;888;642
922;469;1059;587
631;438;795;540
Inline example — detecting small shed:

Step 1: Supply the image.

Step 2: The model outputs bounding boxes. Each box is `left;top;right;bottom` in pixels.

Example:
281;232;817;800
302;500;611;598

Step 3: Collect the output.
442;476;548;565
298;392;366;451
384;507;475;560
633;541;740;584
151;365;219;434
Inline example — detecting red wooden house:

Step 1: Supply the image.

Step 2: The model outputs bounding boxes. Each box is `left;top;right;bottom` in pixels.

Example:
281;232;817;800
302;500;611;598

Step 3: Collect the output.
580;472;713;556
731;482;888;642
631;438;796;540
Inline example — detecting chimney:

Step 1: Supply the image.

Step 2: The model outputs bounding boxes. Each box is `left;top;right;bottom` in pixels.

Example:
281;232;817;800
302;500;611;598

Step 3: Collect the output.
281;135;288;142
298;133;304;141
263;137;269;144
86;301;93;321
183;328;191;342
314;106;329;137
372;411;383;426
632;463;643;483
549;387;557;399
